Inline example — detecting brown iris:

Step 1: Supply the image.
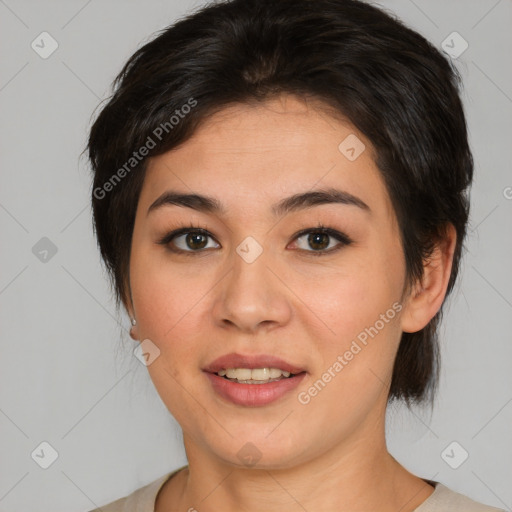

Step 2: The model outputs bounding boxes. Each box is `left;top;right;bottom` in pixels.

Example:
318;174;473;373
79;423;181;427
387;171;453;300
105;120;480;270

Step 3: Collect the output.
308;232;330;251
186;232;208;250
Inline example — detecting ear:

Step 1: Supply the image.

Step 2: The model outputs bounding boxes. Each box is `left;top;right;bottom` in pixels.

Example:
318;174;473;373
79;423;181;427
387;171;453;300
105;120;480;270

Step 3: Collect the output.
122;285;139;341
400;224;457;333
126;307;140;341
128;315;139;341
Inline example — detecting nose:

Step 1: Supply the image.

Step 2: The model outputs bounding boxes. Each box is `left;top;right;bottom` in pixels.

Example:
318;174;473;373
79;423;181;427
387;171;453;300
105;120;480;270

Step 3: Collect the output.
211;245;293;334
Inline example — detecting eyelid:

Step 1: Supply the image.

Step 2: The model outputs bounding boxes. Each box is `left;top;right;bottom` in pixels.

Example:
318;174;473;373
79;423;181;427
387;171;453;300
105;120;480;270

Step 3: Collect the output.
288;226;352;256
156;226;220;253
290;226;352;246
156;224;353;254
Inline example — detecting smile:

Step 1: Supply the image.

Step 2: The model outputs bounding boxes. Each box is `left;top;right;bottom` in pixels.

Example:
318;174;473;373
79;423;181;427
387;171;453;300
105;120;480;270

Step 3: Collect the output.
217;367;293;383
205;370;307;407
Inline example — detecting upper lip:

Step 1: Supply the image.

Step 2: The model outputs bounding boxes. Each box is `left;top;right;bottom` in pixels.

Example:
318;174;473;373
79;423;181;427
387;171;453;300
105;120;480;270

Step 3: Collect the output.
203;353;306;374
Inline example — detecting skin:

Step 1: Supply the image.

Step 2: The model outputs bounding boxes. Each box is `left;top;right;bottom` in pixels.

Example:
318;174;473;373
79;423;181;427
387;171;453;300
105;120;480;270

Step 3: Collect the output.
126;94;456;511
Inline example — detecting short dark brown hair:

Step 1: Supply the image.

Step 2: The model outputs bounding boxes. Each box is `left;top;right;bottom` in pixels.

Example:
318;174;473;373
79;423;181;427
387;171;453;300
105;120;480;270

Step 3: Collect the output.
87;0;473;405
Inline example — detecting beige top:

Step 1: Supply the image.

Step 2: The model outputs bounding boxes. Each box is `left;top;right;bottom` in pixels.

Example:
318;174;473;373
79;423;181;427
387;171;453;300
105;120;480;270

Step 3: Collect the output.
90;466;505;512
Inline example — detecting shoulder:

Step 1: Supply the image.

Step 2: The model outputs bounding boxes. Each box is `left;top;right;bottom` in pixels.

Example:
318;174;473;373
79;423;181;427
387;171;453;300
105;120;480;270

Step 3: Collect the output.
87;466;186;512
414;481;506;512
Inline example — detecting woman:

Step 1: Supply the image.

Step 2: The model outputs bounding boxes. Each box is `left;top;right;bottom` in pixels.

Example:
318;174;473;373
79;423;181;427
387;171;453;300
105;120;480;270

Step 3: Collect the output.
87;0;504;510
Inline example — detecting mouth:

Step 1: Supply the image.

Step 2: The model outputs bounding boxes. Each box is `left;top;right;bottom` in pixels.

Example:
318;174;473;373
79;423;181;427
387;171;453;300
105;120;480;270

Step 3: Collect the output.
203;353;307;406
203;352;306;375
216;367;301;384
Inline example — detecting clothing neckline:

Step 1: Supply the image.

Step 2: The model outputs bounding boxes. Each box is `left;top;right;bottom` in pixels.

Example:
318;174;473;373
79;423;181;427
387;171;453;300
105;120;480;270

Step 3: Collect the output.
152;467;443;511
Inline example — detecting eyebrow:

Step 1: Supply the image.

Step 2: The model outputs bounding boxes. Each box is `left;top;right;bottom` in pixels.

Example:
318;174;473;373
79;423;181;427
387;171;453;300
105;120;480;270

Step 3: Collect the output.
147;187;370;217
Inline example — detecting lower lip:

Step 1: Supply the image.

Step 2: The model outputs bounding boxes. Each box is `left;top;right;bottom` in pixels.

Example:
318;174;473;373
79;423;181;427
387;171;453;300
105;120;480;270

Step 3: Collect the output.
204;372;307;407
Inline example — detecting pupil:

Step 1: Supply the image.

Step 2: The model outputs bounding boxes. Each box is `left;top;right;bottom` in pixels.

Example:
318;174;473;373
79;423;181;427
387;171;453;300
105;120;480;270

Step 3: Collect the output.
187;233;207;250
309;232;329;250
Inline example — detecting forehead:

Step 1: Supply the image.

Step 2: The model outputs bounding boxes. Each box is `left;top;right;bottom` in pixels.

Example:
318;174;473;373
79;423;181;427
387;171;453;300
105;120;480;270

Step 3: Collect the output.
140;95;393;220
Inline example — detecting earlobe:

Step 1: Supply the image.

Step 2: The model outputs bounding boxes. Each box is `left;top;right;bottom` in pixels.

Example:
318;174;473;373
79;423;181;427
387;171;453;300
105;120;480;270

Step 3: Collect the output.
129;317;139;340
123;283;139;340
400;224;457;334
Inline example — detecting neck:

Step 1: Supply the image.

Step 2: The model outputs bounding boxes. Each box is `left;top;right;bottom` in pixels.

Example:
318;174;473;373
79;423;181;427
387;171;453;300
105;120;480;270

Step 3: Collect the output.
157;412;434;511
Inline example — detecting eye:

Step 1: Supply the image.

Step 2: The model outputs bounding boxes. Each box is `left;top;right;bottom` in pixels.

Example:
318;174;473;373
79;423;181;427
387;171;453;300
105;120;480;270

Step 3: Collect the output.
157;228;220;253
291;226;352;255
157;225;352;256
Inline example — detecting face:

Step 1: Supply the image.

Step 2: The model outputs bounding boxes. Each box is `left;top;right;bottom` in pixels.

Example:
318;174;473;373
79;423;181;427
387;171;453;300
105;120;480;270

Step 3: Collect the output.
128;95;409;469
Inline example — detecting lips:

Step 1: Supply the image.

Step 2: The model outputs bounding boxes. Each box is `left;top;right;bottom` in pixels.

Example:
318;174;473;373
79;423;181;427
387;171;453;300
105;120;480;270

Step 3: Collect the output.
205;371;306;406
202;352;307;407
202;352;306;375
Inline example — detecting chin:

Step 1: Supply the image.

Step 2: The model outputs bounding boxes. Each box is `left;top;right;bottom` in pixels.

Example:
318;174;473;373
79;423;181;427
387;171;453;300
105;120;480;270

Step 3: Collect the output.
204;429;309;470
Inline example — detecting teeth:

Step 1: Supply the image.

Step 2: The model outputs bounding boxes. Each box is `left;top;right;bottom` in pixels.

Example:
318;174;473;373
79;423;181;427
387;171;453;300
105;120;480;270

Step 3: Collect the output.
226;368;252;380
218;367;292;381
269;368;284;379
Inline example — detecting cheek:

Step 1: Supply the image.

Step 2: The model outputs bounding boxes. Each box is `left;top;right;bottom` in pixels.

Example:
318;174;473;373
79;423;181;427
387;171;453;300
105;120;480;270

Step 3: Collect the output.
305;276;402;370
130;260;208;417
293;242;405;384
295;255;402;339
296;274;403;421
130;248;209;340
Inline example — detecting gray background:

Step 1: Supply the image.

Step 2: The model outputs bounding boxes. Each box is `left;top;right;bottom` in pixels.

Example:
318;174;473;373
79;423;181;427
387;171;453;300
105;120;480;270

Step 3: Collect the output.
0;0;511;510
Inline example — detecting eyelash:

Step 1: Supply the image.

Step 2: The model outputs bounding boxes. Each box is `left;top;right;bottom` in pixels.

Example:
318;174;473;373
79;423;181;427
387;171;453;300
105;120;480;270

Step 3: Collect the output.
155;222;353;256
